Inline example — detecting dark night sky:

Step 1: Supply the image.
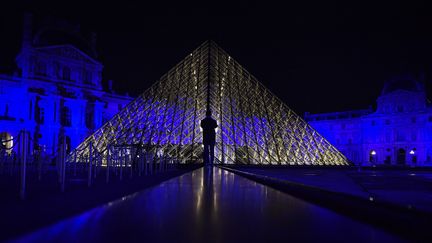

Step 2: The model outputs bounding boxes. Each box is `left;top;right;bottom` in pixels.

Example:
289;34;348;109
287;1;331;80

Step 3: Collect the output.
1;1;431;115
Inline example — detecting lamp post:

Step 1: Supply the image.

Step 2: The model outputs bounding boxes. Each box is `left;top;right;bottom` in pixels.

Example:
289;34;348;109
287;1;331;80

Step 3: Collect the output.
409;149;416;166
370;150;376;166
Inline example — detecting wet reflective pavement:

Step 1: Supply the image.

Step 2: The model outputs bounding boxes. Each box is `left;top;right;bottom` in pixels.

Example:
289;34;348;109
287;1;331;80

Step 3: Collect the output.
15;167;404;242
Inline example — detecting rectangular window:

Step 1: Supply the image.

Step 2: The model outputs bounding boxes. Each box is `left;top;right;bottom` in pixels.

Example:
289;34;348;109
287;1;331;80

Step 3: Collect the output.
63;67;71;81
85;103;95;129
412;132;417;141
84;70;92;84
411;117;416;123
29;100;32;120
54;62;61;78
35;60;47;76
35;104;44;124
396;131;406;141
61;106;72;127
385;132;391;142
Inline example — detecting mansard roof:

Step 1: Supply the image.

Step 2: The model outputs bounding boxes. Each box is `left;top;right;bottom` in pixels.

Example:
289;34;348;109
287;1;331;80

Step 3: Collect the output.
381;74;424;95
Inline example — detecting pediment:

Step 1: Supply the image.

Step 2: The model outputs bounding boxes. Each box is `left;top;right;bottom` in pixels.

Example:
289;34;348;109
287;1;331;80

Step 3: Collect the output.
36;45;101;65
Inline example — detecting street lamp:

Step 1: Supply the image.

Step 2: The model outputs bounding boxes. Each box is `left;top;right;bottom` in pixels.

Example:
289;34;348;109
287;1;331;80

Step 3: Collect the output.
410;149;417;165
370;150;376;166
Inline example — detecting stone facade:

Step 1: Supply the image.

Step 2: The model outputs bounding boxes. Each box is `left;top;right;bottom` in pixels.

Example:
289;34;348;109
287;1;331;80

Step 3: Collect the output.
0;14;133;156
305;76;432;166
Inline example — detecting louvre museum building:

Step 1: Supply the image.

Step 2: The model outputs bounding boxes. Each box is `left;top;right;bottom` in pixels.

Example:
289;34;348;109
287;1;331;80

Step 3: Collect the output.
306;76;432;166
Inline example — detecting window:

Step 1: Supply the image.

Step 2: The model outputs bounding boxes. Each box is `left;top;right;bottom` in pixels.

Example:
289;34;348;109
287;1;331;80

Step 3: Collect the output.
412;132;417;141
34;97;44;124
35;60;46;76
385;119;390;125
411;117;416;123
29;100;32;119
3;104;9;117
36;107;44;124
61;106;72;127
341;124;346;129
63;67;71;81
384;156;391;164
397;106;404;112
396;131;406;141
429;116;432;122
385;132;391;142
54;62;61;78
85;103;95;129
371;120;376;126
84;70;92;84
65;136;71;154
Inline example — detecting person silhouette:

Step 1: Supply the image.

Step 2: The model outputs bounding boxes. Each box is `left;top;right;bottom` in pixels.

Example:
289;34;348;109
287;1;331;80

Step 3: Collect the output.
200;110;217;165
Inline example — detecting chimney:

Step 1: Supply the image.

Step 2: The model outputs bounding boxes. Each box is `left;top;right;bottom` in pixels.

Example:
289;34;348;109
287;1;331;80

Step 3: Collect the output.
108;80;113;92
90;32;97;49
90;32;98;58
22;12;33;49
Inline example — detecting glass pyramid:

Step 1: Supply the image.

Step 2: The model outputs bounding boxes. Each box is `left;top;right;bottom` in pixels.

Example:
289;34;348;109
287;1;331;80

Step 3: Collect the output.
69;41;349;165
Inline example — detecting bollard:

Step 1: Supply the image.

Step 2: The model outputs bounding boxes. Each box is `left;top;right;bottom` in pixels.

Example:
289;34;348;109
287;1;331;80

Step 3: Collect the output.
37;149;42;181
138;151;142;177
119;148;123;181
150;155;153;175
19;130;27;200
130;152;133;179
73;150;77;176
144;153;148;176
60;138;66;192
94;149;98;179
106;147;110;184
88;142;93;187
114;148;118;176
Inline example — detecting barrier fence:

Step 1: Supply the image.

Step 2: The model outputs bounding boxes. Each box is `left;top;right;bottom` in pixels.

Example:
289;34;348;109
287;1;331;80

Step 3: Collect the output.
0;130;183;200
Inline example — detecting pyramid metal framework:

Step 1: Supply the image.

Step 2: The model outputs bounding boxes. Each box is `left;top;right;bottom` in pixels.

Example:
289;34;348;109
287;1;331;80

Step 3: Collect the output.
69;41;349;165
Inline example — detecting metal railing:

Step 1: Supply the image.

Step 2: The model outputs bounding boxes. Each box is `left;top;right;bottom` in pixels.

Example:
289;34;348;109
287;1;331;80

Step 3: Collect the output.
0;130;182;200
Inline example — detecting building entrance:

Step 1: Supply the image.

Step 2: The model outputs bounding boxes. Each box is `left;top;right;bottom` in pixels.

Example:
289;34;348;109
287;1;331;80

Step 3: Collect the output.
397;148;406;165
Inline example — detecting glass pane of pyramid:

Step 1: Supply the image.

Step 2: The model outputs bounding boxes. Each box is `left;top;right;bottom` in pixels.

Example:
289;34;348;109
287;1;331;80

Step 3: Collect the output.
69;41;349;165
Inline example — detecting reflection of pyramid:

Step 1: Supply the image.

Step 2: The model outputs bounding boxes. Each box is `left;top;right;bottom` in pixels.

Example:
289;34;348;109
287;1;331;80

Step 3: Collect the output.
70;41;349;165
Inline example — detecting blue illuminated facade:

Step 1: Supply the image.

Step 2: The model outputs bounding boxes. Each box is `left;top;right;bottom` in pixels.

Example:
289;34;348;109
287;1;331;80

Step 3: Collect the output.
305;76;432;166
0;14;132;157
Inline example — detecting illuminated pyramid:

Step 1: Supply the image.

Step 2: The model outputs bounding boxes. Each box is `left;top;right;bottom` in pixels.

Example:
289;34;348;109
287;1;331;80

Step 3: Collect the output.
69;41;349;165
